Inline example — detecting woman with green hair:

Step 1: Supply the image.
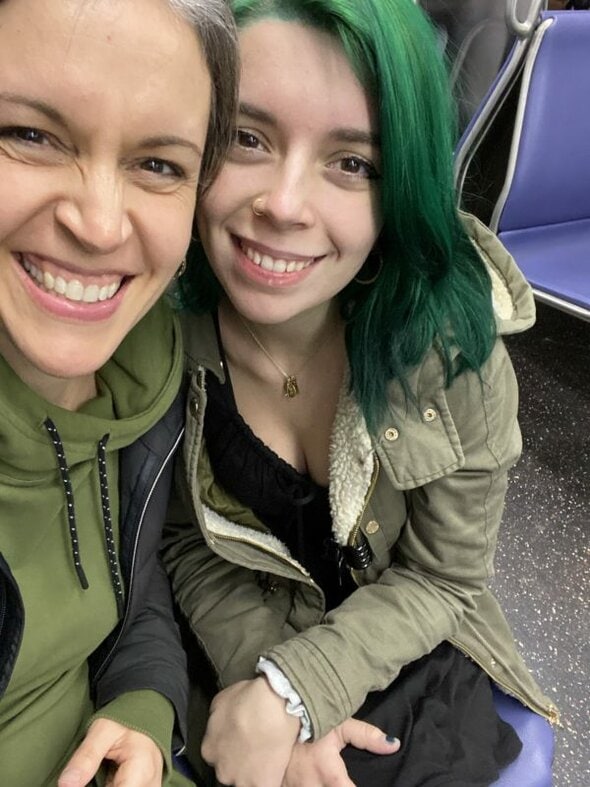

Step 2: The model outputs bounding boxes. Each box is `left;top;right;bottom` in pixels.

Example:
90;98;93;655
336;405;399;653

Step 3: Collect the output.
164;0;556;784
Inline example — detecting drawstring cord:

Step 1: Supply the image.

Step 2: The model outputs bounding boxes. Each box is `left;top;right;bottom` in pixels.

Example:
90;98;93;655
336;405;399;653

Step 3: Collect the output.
44;418;124;616
97;435;125;617
44;418;89;591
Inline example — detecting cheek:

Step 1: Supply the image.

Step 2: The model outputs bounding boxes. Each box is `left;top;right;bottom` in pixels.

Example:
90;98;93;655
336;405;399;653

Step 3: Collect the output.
144;198;195;276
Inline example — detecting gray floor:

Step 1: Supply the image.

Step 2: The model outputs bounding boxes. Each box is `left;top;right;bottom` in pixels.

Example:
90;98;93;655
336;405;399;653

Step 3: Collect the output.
490;303;589;786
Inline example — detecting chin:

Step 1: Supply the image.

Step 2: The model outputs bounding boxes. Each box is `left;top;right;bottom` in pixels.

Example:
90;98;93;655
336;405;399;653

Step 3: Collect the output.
27;344;114;383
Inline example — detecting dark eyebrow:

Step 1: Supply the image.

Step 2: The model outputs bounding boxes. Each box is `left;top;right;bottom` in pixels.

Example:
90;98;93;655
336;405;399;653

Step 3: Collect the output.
0;94;203;157
239;101;379;147
239;102;276;126
0;92;66;126
328;127;380;147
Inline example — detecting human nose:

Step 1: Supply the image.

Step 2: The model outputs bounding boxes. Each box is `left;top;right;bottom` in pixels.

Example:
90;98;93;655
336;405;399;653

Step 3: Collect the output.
253;162;315;228
55;165;133;253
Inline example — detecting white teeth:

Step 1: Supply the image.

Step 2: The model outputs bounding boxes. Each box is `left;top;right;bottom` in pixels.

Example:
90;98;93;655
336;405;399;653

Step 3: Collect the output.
242;243;313;273
66;280;84;301
21;256;122;303
83;284;100;303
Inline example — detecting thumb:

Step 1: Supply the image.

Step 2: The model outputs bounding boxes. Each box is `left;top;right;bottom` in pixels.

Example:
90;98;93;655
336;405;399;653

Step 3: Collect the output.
58;723;112;787
337;718;401;755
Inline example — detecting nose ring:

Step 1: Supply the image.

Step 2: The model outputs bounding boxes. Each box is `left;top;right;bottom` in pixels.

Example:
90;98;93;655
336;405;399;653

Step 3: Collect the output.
252;197;265;217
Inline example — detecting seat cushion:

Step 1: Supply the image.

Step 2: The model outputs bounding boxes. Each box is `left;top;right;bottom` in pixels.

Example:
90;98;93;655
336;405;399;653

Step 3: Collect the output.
492;686;555;786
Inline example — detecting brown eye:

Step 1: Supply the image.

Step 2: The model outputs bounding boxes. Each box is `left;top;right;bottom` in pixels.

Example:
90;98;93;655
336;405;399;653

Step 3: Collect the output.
235;129;261;149
140;158;182;177
3;126;49;145
339;156;377;179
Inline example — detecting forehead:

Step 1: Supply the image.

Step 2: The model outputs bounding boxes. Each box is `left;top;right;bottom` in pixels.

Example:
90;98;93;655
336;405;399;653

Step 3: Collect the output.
238;19;376;135
0;0;209;130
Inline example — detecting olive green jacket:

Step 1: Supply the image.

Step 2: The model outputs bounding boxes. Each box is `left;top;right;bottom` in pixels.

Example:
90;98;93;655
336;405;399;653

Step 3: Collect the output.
163;214;558;746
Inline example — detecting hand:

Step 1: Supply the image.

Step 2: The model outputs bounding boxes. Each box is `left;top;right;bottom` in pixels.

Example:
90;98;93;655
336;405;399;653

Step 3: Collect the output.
58;718;163;787
202;677;301;787
282;718;400;787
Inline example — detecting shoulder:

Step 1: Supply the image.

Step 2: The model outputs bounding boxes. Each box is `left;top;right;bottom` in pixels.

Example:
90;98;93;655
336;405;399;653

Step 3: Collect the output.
375;339;519;489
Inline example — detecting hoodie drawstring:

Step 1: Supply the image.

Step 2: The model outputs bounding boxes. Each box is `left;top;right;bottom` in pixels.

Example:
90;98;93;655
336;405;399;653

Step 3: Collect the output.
97;435;125;617
44;418;124;616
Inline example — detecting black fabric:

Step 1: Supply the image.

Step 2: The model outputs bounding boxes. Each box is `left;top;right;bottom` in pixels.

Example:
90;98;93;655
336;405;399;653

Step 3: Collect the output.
204;367;356;610
203;355;522;785
343;642;521;787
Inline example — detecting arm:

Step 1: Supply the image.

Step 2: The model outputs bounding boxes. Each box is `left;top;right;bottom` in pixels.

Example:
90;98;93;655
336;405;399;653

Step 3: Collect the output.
162;458;297;687
75;559;189;784
265;339;522;738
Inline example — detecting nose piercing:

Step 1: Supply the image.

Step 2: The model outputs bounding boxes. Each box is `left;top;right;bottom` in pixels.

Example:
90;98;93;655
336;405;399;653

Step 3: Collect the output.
252;197;265;217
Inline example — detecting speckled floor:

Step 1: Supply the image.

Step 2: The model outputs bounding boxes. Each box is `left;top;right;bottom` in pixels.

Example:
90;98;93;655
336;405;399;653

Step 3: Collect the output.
491;303;590;786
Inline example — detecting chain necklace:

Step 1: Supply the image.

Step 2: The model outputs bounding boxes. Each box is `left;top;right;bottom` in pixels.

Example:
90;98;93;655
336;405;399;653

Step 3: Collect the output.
237;314;333;399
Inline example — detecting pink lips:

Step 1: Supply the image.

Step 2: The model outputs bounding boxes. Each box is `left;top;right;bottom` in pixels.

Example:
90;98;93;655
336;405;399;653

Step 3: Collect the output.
13;253;129;323
233;236;319;288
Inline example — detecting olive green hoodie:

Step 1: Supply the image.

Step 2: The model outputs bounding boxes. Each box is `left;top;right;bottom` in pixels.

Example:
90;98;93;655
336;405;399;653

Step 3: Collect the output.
0;299;189;786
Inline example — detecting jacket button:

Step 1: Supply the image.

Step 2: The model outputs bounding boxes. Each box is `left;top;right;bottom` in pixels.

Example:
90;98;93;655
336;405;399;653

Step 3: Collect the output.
384;427;399;441
189;398;199;418
423;407;437;422
365;520;380;535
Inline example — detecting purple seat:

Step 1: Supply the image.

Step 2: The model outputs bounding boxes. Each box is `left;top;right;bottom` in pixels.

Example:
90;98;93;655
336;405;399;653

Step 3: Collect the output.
493;11;590;320
456;9;590;321
492;687;555;786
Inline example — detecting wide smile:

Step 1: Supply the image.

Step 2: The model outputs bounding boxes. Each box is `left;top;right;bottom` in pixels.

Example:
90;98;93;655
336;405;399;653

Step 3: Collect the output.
17;253;127;304
237;238;319;274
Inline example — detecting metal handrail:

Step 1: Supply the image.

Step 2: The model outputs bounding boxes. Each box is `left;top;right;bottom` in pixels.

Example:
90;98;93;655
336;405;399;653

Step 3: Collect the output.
506;0;547;38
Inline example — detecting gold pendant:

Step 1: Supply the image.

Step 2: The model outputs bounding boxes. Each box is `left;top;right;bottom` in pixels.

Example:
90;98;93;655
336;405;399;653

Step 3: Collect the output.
283;375;299;398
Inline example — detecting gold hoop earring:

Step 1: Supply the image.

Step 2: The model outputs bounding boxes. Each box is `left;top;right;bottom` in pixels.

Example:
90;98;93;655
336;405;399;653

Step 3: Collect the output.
252;197;265;217
354;253;383;285
175;257;187;279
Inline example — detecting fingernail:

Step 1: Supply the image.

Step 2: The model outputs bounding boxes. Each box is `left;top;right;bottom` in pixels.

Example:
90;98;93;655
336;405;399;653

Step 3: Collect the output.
385;735;400;745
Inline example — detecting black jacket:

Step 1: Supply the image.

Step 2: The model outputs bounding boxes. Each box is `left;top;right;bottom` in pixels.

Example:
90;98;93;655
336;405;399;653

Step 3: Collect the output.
0;390;188;748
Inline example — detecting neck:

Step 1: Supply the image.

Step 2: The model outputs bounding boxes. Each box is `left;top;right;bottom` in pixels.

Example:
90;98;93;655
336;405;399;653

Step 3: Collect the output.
0;345;97;411
219;298;345;398
221;298;342;360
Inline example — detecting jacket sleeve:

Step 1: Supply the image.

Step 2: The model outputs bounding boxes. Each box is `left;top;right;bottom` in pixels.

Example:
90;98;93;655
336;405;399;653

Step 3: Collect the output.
263;339;523;738
90;557;189;750
162;460;297;687
88;402;190;750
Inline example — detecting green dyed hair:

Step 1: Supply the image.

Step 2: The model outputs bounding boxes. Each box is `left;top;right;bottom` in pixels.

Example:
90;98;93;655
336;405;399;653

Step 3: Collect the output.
179;0;496;433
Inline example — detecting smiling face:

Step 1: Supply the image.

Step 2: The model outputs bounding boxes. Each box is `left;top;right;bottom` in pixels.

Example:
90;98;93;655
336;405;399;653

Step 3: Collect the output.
196;18;382;327
0;0;211;406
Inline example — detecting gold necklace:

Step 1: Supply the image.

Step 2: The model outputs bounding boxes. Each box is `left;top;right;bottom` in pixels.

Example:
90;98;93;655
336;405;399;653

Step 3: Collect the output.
237;314;332;399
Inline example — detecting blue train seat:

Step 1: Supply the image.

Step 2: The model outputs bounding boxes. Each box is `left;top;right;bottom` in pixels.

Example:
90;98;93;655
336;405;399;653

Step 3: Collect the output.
492;687;555;786
456;7;590;320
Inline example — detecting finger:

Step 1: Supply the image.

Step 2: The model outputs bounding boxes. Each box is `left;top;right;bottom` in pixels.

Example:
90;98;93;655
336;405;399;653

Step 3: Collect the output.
337;719;400;755
58;749;102;787
110;757;161;787
58;724;117;787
